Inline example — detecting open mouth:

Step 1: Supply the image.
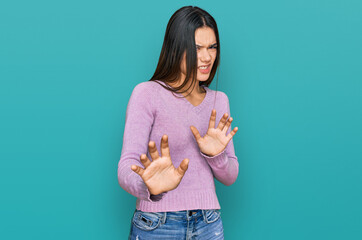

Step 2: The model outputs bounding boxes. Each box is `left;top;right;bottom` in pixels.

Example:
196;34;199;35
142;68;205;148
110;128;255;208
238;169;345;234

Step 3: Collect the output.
198;65;211;73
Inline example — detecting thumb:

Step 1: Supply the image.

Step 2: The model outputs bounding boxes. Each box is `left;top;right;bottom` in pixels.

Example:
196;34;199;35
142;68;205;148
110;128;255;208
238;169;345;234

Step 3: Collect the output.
190;126;201;142
176;158;189;176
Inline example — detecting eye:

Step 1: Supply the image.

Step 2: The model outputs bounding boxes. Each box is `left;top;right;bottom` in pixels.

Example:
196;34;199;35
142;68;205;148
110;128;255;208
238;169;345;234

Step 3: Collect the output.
210;45;218;49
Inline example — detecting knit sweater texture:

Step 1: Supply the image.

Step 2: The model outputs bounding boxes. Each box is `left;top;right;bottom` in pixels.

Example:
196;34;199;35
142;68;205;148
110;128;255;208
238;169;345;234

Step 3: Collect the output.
117;80;239;212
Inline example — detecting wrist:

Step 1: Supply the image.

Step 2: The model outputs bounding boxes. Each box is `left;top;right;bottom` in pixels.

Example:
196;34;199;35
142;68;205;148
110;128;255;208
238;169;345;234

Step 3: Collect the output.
201;151;216;157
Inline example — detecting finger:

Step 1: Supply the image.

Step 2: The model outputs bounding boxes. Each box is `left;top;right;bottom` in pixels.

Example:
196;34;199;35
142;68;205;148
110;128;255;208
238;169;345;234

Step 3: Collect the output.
208;109;217;129
190;126;201;142
148;141;160;161
222;117;233;133
131;165;144;177
217;113;228;130
140;153;151;168
226;127;238;140
160;135;170;157
176;158;189;176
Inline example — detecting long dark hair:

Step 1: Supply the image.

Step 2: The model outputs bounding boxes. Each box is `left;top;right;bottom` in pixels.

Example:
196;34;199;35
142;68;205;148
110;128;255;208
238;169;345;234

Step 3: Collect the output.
149;6;220;97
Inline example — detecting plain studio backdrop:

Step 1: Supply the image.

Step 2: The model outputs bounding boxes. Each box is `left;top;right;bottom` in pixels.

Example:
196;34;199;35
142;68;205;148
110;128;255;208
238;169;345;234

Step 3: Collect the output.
0;0;361;239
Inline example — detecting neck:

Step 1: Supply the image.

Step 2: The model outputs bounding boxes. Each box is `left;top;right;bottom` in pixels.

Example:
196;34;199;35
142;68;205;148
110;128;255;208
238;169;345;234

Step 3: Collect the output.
169;79;205;97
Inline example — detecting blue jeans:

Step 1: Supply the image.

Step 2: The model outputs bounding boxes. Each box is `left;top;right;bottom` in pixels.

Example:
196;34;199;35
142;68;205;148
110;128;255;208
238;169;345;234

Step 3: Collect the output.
128;209;224;239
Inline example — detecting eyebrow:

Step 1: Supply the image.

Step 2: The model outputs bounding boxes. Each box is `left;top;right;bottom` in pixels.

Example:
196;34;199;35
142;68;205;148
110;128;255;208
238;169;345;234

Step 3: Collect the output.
196;43;218;47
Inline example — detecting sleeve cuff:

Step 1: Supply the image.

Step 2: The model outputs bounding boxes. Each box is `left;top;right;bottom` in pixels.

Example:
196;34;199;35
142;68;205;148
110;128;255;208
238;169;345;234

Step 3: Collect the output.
147;188;167;202
200;149;228;167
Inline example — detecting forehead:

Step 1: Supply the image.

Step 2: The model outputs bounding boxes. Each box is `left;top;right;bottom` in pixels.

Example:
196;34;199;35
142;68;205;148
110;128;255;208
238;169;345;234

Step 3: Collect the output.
195;27;217;45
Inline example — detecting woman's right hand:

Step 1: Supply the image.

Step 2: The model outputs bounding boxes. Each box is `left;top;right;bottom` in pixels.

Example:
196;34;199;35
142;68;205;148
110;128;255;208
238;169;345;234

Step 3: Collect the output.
131;135;189;196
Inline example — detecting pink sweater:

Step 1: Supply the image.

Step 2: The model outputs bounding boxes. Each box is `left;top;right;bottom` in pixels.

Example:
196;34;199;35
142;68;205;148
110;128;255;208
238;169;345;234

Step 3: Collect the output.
117;80;239;212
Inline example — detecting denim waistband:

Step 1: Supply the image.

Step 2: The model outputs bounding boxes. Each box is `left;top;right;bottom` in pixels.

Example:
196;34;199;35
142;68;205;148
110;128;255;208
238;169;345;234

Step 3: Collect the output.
134;209;219;222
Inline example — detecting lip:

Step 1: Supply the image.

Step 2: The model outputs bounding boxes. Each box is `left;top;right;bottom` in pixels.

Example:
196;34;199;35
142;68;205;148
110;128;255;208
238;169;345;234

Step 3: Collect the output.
198;64;211;68
198;64;211;74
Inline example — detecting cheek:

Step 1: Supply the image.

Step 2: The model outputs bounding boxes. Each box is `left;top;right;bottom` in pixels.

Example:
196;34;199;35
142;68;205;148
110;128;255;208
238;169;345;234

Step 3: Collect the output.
206;52;217;64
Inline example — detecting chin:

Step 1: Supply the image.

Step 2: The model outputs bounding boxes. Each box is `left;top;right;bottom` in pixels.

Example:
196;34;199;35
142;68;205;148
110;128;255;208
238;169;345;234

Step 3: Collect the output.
197;75;210;82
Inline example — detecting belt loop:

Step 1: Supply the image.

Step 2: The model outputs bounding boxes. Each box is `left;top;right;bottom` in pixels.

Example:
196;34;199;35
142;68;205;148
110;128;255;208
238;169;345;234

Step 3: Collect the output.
162;212;167;224
201;209;206;221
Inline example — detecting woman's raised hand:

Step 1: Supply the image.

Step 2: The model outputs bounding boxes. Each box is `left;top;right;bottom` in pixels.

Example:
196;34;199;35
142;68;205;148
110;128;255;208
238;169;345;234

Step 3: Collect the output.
131;135;189;195
190;109;238;157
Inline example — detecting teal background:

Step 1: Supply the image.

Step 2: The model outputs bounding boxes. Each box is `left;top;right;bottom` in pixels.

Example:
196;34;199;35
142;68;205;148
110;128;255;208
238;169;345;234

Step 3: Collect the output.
1;0;361;239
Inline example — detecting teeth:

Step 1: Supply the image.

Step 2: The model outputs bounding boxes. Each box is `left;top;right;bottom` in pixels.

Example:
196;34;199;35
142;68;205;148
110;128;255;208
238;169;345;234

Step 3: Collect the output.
199;66;208;69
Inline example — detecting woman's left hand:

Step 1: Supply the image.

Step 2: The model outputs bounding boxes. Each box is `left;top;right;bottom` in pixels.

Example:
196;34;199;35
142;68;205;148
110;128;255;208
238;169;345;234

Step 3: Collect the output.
190;109;238;157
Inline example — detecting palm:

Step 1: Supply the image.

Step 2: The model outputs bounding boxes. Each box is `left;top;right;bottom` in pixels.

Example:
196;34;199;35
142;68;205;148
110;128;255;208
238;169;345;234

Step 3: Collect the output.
131;135;189;195
190;109;238;157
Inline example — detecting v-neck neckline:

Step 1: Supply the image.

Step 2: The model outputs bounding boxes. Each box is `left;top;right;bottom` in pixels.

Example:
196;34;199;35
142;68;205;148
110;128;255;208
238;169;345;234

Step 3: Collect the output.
178;86;209;108
154;80;211;112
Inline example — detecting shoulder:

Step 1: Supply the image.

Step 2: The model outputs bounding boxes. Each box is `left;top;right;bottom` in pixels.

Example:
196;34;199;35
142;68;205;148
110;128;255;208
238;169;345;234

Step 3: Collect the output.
131;81;161;98
206;87;229;103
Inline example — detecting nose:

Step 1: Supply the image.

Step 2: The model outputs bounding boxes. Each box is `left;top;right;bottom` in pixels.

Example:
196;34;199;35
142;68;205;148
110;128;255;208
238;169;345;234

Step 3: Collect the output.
199;48;212;62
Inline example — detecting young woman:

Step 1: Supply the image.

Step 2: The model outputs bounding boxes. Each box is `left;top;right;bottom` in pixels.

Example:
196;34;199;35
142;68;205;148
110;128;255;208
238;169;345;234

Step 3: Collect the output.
118;6;239;239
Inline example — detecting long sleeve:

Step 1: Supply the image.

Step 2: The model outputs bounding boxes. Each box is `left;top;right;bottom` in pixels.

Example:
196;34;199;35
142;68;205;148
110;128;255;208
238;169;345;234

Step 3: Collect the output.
117;83;165;202
200;93;239;186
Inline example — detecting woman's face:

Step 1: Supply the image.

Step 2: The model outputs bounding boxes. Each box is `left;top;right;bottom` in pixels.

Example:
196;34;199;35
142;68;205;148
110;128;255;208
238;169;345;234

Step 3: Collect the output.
180;26;218;84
